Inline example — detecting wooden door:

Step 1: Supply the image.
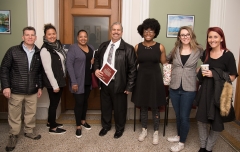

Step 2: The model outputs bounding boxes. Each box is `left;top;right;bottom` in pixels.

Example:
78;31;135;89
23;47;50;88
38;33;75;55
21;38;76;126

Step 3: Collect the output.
234;53;240;121
59;0;121;110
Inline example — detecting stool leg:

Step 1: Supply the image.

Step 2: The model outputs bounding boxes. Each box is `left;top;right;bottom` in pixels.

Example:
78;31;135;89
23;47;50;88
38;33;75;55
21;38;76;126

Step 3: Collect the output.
134;105;136;132
163;104;167;136
166;97;169;126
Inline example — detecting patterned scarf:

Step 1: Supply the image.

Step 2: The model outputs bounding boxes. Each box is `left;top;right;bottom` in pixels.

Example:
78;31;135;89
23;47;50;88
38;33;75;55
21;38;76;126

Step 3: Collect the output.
43;37;67;62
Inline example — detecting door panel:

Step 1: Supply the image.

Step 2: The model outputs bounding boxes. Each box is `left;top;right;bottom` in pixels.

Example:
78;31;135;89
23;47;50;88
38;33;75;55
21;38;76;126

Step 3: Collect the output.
59;0;121;110
73;16;109;47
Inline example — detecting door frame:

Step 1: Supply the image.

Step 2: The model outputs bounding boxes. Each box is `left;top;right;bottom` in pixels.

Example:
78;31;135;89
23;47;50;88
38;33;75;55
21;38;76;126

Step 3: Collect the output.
59;0;122;111
59;0;121;44
234;54;240;121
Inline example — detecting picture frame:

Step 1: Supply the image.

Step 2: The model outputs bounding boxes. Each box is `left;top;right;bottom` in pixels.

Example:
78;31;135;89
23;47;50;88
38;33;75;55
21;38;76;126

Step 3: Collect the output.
95;26;101;43
0;10;11;34
166;14;194;38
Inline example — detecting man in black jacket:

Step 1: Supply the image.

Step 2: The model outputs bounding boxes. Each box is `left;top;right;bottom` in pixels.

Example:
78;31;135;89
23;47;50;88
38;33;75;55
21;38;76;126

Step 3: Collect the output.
0;26;42;151
94;22;137;139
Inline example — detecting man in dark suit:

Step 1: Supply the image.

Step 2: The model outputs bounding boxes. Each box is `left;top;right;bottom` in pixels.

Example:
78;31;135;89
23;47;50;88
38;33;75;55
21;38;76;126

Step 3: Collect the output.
93;22;137;139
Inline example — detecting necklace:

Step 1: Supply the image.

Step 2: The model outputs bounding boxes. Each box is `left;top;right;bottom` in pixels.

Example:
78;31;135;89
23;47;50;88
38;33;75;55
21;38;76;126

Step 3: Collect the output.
143;41;155;49
145;46;152;49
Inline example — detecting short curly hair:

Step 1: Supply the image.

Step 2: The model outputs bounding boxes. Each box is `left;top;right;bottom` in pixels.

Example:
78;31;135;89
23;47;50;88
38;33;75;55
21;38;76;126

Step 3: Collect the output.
137;18;161;38
43;23;56;35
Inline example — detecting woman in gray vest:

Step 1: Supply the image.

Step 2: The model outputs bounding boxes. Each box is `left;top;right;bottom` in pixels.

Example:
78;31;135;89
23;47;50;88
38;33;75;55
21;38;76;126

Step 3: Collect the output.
40;23;67;134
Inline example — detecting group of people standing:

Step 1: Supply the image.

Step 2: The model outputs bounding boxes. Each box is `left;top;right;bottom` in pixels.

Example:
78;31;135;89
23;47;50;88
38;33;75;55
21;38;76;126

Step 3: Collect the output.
0;18;238;152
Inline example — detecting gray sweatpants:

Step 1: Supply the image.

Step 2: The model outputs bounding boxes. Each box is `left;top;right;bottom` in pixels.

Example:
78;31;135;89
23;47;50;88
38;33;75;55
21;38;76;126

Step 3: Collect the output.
197;121;220;151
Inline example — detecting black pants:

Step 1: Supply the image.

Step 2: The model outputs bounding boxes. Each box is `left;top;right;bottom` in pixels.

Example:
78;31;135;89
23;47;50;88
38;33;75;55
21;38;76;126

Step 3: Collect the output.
47;87;63;129
73;85;91;126
100;81;127;131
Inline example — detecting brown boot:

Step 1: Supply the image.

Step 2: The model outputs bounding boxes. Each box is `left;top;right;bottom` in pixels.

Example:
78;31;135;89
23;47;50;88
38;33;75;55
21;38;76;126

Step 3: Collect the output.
5;134;18;152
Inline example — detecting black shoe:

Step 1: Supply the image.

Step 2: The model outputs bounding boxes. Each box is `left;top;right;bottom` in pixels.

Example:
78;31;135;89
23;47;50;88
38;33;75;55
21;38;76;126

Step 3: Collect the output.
76;129;82;138
46;123;63;128
81;122;91;130
99;128;110;136
114;130;124;139
198;148;206;152
49;128;66;134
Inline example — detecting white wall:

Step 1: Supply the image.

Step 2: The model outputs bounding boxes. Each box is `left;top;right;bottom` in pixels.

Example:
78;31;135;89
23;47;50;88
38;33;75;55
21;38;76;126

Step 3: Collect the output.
122;0;148;46
224;0;240;104
224;0;240;68
28;0;61;119
28;0;59;48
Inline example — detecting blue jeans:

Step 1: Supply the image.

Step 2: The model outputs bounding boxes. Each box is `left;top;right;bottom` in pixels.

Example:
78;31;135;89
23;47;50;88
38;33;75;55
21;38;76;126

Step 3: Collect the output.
169;87;196;143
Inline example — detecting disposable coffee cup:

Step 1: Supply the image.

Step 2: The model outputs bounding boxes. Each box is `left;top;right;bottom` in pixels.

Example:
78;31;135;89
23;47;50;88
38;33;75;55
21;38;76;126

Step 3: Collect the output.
201;64;209;71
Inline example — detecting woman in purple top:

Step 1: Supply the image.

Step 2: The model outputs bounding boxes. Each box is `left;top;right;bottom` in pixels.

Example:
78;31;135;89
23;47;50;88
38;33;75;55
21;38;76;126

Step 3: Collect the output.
66;30;94;138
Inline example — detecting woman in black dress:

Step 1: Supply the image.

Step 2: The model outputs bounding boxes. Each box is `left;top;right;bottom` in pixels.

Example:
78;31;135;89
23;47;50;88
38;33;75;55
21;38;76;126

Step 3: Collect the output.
132;18;167;145
196;27;238;152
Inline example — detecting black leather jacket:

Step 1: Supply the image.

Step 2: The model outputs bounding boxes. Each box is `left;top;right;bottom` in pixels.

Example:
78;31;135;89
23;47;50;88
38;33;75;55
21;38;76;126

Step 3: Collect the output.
0;42;42;94
93;39;137;93
195;67;235;131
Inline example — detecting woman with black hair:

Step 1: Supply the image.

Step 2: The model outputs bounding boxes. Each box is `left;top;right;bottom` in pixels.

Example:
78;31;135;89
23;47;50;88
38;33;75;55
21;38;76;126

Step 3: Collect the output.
66;30;94;138
40;23;67;134
132;18;167;145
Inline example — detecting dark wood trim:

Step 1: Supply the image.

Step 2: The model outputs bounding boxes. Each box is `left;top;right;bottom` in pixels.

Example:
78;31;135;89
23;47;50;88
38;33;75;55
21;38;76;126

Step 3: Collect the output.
59;0;64;42
59;0;66;112
0;91;8;112
234;53;240;121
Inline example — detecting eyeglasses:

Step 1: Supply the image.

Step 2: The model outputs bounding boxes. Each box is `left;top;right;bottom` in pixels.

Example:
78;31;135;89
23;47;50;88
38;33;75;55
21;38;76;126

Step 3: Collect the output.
180;34;190;38
144;30;154;34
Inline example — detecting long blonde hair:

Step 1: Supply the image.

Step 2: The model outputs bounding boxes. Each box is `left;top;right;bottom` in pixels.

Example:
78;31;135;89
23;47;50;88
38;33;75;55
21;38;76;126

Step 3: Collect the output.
171;26;202;59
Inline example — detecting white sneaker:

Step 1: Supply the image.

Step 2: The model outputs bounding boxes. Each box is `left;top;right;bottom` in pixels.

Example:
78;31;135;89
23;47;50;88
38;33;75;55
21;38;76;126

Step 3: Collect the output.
167;135;180;142
170;142;184;152
138;128;147;142
152;131;159;145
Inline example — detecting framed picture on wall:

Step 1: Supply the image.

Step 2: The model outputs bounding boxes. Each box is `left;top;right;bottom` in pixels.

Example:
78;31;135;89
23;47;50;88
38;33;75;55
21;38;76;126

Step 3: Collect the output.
0;10;11;34
166;14;194;38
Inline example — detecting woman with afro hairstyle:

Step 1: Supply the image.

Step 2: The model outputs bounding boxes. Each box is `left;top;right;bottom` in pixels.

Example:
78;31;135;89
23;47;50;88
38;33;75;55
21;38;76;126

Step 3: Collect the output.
132;18;167;145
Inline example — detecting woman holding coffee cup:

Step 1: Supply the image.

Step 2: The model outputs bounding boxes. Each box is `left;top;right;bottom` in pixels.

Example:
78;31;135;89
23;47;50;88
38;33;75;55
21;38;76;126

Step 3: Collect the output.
195;27;238;152
166;26;203;152
200;64;209;76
